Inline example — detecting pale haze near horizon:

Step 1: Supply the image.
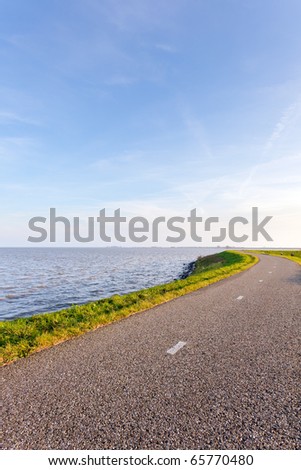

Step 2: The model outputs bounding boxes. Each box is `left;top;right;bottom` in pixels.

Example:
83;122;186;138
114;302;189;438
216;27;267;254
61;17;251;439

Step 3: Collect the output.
0;0;300;247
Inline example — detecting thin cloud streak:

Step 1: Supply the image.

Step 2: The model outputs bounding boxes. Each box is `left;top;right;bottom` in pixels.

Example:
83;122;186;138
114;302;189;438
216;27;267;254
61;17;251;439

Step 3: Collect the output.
0;111;41;126
155;43;177;53
264;99;301;153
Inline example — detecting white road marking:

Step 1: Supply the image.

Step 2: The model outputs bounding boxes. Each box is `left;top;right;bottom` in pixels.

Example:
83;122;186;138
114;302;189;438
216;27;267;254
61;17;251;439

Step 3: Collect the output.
268;271;272;274
167;341;186;355
236;295;244;300
259;280;263;282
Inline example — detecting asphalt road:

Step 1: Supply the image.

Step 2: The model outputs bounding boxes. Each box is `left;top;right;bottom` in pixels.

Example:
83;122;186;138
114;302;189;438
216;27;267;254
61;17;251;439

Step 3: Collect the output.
2;255;301;450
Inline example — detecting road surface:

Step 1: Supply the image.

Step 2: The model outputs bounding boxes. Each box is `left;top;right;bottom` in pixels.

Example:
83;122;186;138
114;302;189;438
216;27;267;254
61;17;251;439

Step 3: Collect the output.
2;254;301;449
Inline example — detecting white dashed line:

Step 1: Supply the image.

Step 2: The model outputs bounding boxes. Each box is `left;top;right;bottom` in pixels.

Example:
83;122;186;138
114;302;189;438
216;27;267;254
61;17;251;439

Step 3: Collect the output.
236;295;244;300
268;271;272;274
167;341;186;355
259;280;263;283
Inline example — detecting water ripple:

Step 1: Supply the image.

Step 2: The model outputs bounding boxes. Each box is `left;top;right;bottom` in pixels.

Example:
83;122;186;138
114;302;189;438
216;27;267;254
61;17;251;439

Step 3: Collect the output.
0;247;222;320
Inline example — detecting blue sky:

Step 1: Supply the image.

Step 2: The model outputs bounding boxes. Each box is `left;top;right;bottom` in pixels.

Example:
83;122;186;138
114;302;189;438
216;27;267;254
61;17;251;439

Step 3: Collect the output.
1;0;300;246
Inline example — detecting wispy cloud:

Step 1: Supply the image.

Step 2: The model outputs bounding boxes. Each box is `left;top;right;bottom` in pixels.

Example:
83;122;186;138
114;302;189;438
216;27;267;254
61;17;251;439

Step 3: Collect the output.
155;43;177;53
87;0;182;33
0;137;37;162
92;151;142;171
0;183;28;191
264;99;301;152
183;114;213;160
0;111;41;126
104;75;137;86
162;154;301;214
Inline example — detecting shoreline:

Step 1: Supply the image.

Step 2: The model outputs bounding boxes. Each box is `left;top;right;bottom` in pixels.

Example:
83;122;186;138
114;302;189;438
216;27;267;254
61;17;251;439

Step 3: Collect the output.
0;250;259;366
0;247;218;322
179;260;196;279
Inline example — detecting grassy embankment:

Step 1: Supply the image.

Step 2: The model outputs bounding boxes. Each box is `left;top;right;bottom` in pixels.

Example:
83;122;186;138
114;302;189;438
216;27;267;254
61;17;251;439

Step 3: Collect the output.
249;250;301;266
0;250;257;366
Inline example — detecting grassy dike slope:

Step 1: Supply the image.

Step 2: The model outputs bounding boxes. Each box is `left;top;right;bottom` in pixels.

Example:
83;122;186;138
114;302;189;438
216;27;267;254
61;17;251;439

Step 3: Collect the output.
249;250;301;266
0;251;257;366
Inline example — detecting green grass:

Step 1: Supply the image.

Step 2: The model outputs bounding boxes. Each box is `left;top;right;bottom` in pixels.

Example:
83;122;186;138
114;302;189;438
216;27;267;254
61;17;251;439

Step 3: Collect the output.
0;250;257;366
249;250;301;266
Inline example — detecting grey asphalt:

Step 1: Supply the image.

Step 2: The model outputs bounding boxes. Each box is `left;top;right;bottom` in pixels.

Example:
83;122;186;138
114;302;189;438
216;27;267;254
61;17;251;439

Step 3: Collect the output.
2;255;301;450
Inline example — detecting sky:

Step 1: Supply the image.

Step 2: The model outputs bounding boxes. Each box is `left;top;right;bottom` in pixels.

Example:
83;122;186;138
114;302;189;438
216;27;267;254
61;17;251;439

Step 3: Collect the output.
0;0;300;246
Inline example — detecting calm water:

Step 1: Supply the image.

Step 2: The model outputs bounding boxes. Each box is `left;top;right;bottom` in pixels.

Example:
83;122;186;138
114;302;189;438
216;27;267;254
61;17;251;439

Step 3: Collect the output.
0;247;222;320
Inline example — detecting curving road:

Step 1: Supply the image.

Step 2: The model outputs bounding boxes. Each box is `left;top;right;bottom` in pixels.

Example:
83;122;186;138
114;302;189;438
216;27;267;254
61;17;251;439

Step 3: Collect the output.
2;254;301;449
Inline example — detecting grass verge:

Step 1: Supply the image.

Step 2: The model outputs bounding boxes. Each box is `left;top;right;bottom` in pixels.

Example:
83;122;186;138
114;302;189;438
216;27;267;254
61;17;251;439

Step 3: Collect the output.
249;250;301;266
0;250;257;366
